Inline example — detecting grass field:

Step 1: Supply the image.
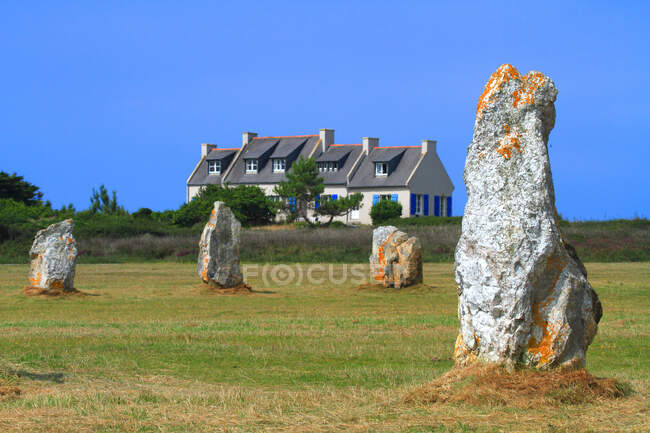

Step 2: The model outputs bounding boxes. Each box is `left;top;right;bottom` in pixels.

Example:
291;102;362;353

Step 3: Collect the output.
0;262;648;432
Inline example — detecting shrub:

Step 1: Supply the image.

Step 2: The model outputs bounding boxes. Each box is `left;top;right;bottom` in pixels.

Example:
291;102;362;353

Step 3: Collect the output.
174;184;276;227
370;200;403;225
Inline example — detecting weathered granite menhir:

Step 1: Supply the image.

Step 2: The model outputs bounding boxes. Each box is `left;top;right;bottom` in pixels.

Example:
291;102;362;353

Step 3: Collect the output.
198;201;246;288
28;219;78;291
370;226;422;288
454;64;602;369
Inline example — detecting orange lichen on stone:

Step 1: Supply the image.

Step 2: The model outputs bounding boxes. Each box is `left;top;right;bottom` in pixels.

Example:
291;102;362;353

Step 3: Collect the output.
512;71;546;108
374;233;394;281
454;333;479;365
527;255;567;366
200;255;209;281
29;271;42;287
476;64;521;118
496;127;523;159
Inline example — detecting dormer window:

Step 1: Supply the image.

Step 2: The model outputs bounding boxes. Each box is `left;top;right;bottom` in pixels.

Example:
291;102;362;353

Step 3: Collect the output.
272;158;286;173
208;160;221;175
245;159;258;174
375;162;388;176
318;162;338;172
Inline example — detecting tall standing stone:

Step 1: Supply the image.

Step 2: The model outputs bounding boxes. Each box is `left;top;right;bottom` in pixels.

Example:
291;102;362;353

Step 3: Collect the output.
454;64;602;369
198;202;244;288
370;226;423;288
28;219;77;291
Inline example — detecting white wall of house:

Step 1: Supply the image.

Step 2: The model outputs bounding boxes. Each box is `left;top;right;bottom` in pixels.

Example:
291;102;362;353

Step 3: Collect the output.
406;146;455;217
345;188;411;224
187;185;203;202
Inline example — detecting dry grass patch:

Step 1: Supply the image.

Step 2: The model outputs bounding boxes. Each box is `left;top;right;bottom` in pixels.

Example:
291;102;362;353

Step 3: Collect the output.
405;364;631;408
22;286;89;297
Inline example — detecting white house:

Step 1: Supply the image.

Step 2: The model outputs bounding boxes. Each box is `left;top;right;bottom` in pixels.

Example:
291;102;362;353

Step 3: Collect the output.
186;129;454;224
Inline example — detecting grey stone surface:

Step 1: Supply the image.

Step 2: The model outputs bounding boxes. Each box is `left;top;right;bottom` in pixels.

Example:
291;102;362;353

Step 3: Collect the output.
454;64;602;369
29;219;77;291
370;226;422;288
198;202;244;288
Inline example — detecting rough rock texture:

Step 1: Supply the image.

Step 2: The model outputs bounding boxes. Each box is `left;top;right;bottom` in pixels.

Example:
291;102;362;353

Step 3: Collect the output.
198;202;244;288
28;219;77;291
370;226;422;288
454;64;602;369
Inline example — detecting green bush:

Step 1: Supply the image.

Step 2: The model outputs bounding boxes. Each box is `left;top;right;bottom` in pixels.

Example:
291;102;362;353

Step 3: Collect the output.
370;200;403;225
174;184;276;227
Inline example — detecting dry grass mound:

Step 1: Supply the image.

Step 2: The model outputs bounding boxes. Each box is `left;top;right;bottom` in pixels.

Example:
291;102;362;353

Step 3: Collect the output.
22;286;88;297
199;282;253;295
404;365;630;408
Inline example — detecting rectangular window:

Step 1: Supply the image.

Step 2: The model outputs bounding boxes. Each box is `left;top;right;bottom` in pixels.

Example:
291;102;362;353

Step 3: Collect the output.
415;194;423;215
245;159;258;174
269;195;281;202
320;194;332;203
375;162;388;176
318;162;338;172
272;159;286;173
440;196;446;217
208;160;221;175
380;194;392;201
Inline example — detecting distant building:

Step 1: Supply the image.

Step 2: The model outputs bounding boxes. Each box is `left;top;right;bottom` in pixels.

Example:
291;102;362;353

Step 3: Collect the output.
187;129;454;224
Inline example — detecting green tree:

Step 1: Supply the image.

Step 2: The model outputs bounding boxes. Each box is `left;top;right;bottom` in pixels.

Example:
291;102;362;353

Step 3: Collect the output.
370;199;403;225
89;184;125;214
0;171;44;206
273;157;324;224
315;193;363;226
174;184;276;227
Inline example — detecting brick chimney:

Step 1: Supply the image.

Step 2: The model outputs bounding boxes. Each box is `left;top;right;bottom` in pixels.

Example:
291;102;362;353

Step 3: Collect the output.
201;143;217;157
362;137;379;155
319;128;334;153
421;139;436;155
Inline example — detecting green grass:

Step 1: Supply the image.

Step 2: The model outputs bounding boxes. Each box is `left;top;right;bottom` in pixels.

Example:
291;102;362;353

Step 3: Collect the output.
0;262;648;432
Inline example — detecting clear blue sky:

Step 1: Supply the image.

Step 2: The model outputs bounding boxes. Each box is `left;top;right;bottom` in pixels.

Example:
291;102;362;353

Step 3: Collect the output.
2;1;649;219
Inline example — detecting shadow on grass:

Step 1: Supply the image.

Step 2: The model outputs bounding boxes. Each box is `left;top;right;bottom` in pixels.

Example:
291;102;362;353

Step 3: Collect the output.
9;369;65;384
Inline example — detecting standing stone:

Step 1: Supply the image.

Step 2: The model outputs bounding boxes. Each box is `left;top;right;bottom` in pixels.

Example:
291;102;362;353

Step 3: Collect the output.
198;202;244;288
454;64;602;369
370;226;422;288
28;219;77;291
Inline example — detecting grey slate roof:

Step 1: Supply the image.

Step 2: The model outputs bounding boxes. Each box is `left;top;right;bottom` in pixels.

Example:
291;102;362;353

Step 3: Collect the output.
188;149;238;186
241;139;278;159
370;148;405;162
225;135;320;184
315;148;352;162
348;147;422;188
206;149;236;160
312;145;363;185
270;137;309;158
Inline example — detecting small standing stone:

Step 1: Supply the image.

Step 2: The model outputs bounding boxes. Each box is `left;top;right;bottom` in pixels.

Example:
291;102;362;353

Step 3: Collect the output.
198;202;245;288
454;64;602;369
370;226;422;288
28;219;77;291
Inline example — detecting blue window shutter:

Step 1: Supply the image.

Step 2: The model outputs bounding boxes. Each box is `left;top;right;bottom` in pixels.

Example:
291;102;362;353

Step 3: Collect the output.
315;195;320;209
446;196;452;217
410;193;416;215
332;194;338;201
372;194;379;206
288;197;296;211
434;195;440;217
391;194;398;202
423;194;429;216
